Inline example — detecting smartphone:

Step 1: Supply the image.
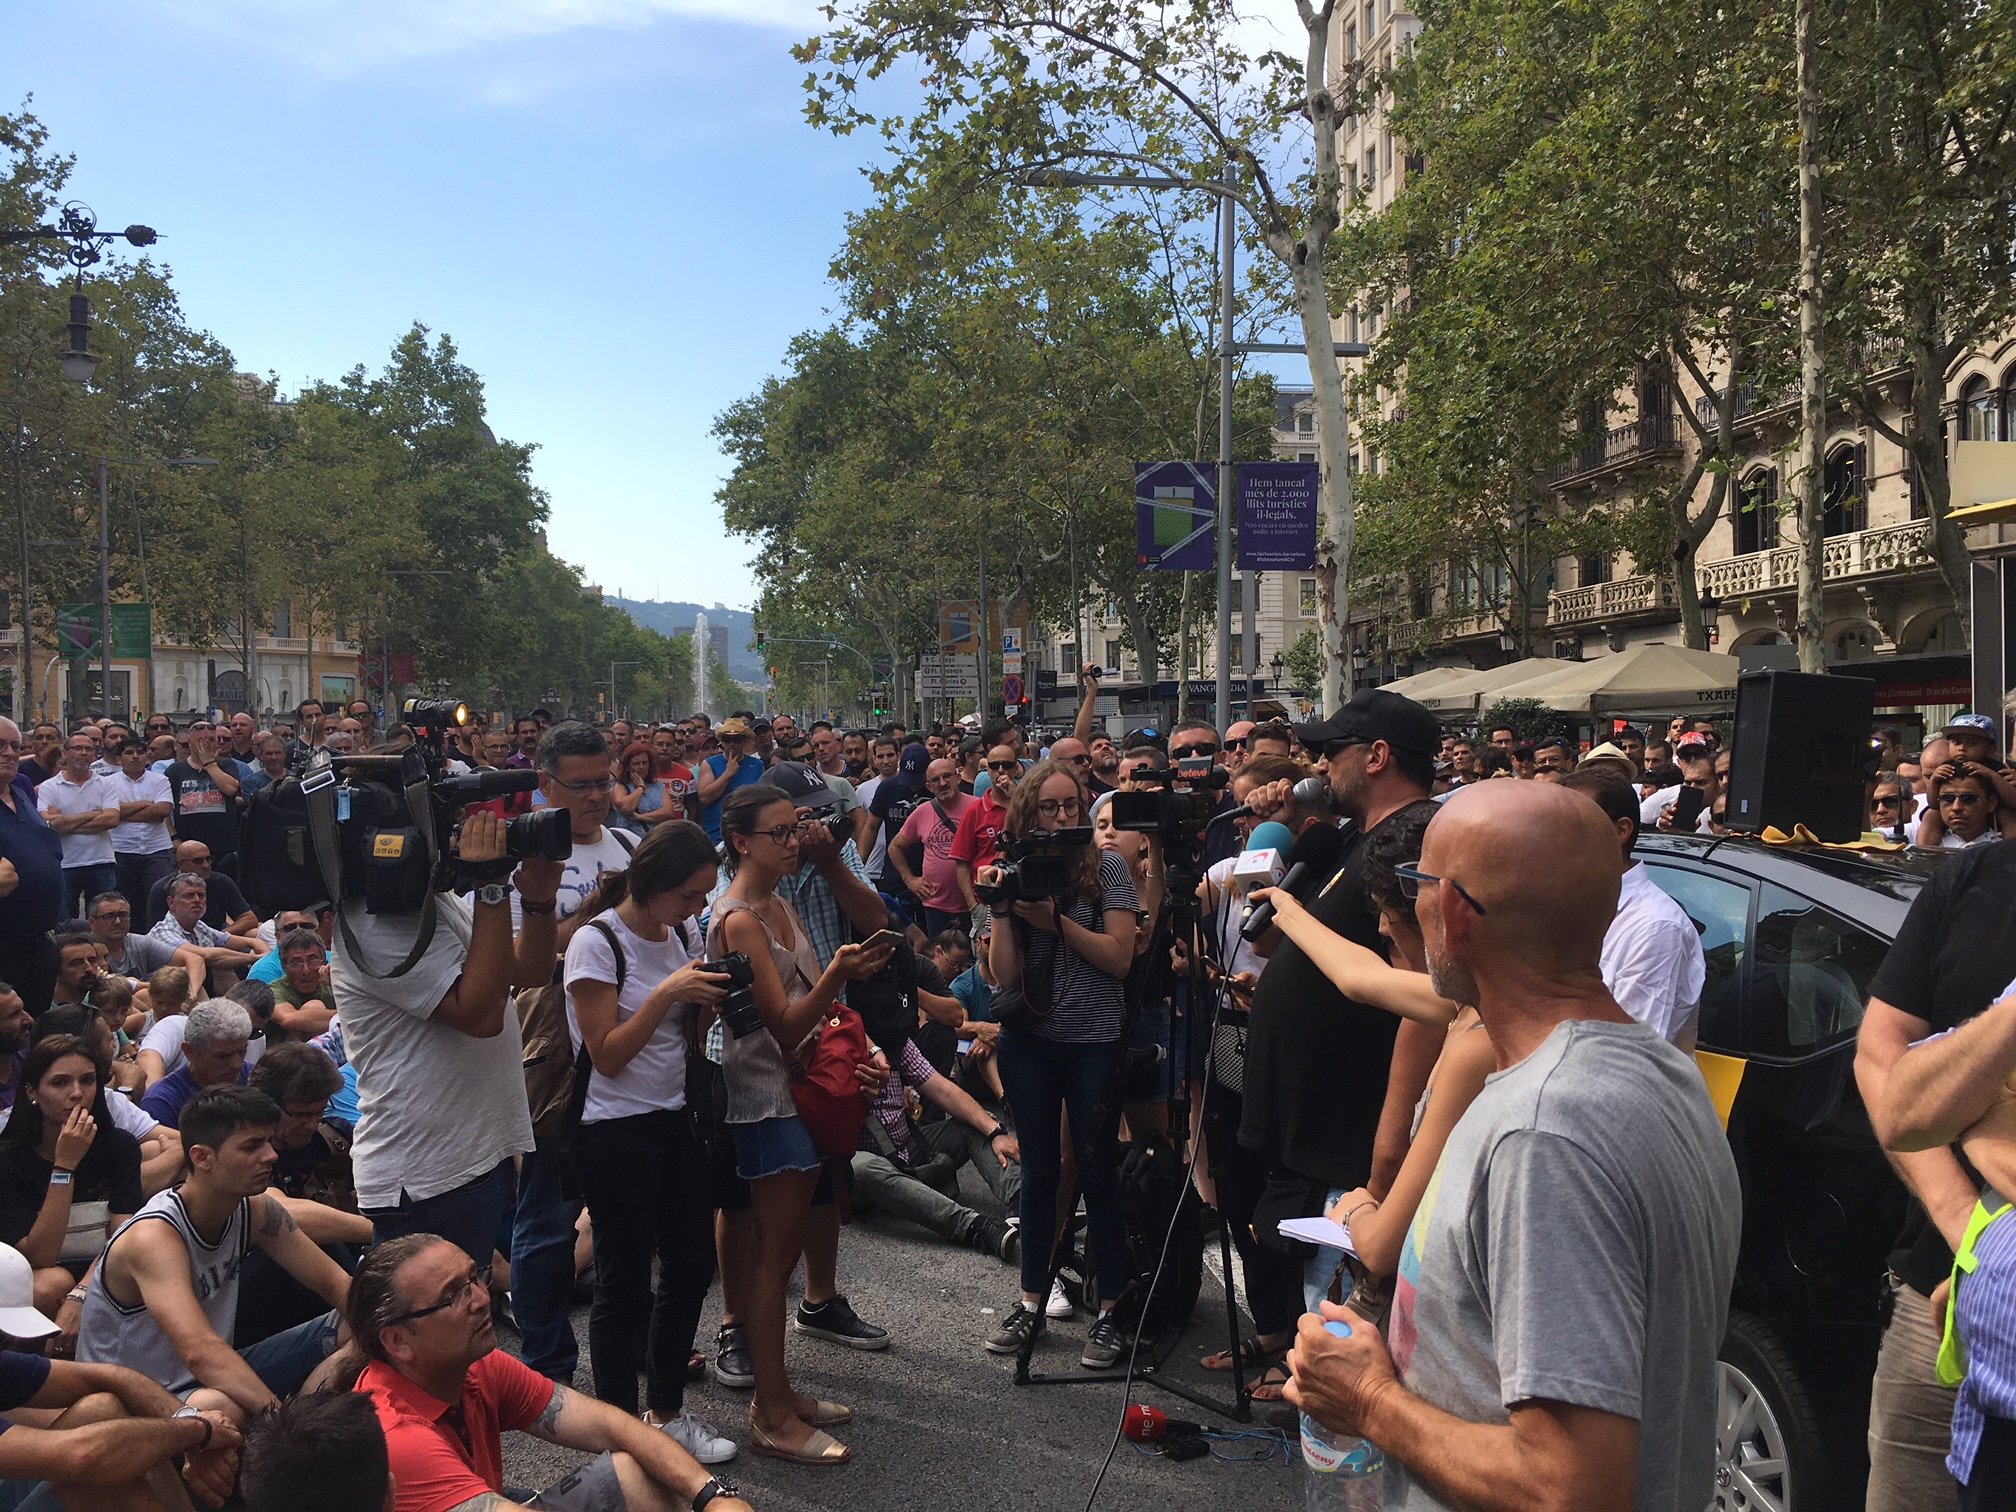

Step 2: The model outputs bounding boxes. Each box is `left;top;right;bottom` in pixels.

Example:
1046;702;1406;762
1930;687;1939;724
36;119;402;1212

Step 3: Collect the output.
1670;786;1707;829
860;929;903;951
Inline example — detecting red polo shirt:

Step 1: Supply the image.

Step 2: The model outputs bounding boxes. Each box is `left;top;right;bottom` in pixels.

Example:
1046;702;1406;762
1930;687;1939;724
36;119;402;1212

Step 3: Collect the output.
357;1351;554;1512
948;788;1011;871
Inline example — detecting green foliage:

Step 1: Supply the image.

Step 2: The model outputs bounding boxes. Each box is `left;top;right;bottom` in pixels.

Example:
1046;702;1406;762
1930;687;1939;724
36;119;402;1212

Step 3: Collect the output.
1480;697;1556;744
1281;626;1321;695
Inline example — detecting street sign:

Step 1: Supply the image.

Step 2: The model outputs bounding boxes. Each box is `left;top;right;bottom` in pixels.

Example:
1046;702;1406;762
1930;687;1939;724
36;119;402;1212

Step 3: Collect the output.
1002;674;1025;705
57;602;151;659
1001;650;1024;675
916;654;980;699
1001;628;1023;656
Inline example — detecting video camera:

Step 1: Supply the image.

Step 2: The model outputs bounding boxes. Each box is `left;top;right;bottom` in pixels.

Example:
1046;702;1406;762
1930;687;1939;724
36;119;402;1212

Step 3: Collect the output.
242;696;573;919
974;826;1093;906
1108;758;1230;843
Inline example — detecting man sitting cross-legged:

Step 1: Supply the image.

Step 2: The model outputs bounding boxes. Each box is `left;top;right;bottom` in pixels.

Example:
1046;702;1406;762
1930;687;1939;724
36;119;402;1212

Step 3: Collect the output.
348;1234;754;1512
76;1085;351;1426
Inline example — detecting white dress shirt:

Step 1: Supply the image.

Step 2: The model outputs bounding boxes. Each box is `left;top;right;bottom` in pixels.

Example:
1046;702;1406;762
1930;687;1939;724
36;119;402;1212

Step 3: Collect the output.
1601;861;1707;1051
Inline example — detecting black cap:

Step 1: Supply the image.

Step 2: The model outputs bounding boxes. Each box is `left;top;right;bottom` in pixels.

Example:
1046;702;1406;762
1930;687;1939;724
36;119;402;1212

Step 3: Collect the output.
1296;689;1440;757
765;760;841;811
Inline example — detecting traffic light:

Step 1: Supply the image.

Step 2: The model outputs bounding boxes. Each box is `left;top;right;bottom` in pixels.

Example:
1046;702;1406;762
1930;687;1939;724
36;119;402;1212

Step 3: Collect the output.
755;626;766;650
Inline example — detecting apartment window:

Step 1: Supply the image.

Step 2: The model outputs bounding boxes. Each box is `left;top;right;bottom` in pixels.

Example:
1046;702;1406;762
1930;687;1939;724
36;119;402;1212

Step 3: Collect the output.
1364;149;1377;189
1299;452;1316;463
1579;554;1612;587
1298;578;1319;617
1823;443;1867;537
1104;639;1122;669
272;601;292;638
1104;600;1120;624
1364;1;1376;39
1961;375;2003;442
1297;412;1314;434
1060;642;1079;675
1346;23;1358;59
1734;468;1780;554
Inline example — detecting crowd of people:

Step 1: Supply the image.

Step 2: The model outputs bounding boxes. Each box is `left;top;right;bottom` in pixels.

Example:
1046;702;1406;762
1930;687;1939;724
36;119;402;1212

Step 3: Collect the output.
0;671;2010;1509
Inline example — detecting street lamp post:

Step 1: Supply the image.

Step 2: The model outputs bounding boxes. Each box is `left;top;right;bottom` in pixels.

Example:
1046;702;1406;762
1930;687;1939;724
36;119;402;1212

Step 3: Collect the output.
1;203;159;382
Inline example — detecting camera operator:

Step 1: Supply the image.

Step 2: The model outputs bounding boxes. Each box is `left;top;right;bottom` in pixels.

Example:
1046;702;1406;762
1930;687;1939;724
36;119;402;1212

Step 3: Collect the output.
977;759;1140;1370
332;806;563;1271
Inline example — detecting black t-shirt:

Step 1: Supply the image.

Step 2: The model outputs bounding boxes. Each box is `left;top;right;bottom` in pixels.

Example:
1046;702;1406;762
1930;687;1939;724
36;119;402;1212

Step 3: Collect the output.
271;1131;334;1199
166;761;244;861
145;869;249;932
1238;803;1436;1187
0;1126;143;1250
871;779;924;881
1868;842;2016;1291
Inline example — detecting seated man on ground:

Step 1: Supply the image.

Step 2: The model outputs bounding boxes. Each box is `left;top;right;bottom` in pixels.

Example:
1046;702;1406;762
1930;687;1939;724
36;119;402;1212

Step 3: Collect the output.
348;1235;752;1512
247;908;328;987
147;876;262;997
265;931;336;1043
240;1390;391;1512
138;1001;254;1130
77;1085;351;1425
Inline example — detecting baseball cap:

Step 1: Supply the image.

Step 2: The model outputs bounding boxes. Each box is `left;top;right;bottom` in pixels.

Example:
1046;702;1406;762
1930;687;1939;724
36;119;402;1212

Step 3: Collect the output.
899;743;930;779
1943;713;1999;744
1296;689;1440;757
0;1244;56;1339
765;760;841;811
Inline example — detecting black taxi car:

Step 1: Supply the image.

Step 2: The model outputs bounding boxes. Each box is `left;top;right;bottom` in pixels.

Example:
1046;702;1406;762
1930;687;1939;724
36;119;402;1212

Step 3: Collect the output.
1634;832;1947;1512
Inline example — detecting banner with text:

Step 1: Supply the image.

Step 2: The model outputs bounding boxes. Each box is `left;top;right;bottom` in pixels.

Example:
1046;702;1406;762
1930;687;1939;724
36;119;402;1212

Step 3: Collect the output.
57;603;153;659
1135;462;1215;572
1236;462;1319;570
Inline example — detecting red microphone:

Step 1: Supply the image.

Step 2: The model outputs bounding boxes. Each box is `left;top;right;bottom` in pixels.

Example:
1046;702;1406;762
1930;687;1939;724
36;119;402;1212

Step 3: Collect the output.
1123;1404;1205;1442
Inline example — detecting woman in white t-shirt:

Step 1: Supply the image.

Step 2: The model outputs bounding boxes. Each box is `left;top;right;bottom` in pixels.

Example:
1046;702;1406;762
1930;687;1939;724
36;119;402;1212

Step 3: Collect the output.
563;820;733;1459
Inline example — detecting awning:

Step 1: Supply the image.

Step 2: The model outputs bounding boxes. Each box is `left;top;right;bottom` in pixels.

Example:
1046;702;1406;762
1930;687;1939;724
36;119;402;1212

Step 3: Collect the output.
1376;665;1476;700
1415;657;1578;717
1509;642;1740;715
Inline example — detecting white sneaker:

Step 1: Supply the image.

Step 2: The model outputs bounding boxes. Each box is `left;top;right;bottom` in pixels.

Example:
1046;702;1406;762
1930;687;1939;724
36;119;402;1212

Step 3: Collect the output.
1046;1278;1074;1320
650;1408;738;1465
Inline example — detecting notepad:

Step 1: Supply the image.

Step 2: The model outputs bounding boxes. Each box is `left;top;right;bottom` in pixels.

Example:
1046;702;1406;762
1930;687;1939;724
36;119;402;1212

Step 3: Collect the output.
1278;1214;1359;1257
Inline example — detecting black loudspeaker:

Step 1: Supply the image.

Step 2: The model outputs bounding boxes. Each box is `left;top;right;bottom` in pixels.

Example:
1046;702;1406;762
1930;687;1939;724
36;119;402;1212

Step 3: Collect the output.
1725;670;1877;842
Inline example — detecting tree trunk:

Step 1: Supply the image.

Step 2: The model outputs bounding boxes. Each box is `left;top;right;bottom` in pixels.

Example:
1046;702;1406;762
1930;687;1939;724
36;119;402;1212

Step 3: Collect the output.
1906;326;1972;624
1793;0;1828;674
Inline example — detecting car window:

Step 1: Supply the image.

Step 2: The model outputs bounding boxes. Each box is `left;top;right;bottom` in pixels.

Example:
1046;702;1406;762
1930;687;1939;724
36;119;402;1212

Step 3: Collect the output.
1642;863;1752;1052
1747;882;1884;1058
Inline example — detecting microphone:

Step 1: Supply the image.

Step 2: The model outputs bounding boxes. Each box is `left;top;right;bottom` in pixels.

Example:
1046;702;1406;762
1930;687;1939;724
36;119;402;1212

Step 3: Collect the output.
1123;1404;1205;1442
1209;774;1331;826
1240;821;1349;942
1227;821;1293;897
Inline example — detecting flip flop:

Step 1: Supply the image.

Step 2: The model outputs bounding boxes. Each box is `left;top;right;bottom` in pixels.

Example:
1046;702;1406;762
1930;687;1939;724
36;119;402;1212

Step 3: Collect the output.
749;1420;852;1466
1202;1335;1282;1374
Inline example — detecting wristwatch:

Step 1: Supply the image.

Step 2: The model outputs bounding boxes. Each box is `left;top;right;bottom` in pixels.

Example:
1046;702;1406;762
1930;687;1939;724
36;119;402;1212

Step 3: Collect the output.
986;1125;1008;1143
691;1475;737;1510
473;883;511;908
48;1169;72;1187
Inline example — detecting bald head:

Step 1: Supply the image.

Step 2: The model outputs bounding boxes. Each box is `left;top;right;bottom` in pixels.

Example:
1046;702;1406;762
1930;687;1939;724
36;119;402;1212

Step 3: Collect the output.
1419;782;1624;1019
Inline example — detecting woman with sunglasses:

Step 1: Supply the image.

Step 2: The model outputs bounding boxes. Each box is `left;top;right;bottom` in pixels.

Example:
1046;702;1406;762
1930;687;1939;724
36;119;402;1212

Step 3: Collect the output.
977;759;1140;1368
709;784;891;1465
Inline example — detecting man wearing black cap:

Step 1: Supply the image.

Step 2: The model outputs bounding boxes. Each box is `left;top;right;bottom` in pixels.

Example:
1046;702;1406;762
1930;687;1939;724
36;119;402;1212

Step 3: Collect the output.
1241;689;1444;1309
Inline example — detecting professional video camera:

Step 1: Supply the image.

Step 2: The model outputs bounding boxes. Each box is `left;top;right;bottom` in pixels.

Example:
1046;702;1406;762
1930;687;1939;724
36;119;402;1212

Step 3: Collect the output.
241;696;572;919
973;826;1094;906
1108;758;1230;843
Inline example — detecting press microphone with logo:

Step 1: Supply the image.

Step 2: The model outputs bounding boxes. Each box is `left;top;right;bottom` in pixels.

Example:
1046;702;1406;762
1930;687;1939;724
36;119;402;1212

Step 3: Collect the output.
1123;1404;1205;1442
1240;819;1349;942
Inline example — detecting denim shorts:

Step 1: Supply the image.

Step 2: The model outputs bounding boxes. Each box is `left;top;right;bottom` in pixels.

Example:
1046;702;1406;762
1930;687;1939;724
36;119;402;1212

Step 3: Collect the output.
729;1113;823;1181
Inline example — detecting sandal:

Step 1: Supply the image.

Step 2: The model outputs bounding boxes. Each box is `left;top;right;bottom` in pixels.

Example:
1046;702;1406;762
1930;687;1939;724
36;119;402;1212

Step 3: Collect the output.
1201;1335;1283;1374
1250;1362;1291;1403
748;1419;852;1466
809;1400;852;1427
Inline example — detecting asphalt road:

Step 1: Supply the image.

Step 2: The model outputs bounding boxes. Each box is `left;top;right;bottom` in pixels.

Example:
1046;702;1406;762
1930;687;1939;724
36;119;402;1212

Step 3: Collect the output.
499;1167;1311;1511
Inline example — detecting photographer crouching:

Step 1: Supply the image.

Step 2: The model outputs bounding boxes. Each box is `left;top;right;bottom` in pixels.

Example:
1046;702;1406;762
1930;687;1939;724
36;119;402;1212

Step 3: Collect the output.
334;806;564;1267
977;759;1139;1369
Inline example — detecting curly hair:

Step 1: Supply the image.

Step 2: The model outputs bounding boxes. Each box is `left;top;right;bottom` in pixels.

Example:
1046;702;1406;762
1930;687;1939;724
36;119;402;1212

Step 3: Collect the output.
1000;759;1102;902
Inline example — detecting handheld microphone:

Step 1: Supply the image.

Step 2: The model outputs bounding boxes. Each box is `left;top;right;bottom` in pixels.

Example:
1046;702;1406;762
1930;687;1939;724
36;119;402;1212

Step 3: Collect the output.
1123;1404;1205;1442
1240;820;1349;941
1209;773;1331;826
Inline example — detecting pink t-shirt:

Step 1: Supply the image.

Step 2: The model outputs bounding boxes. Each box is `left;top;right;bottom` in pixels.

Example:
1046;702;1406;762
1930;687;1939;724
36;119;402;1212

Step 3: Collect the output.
898;793;975;913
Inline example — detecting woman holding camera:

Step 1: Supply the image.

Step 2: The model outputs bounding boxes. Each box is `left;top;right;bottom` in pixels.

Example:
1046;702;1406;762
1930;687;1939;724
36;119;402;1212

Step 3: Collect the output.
979;759;1139;1368
564;819;735;1464
710;784;891;1466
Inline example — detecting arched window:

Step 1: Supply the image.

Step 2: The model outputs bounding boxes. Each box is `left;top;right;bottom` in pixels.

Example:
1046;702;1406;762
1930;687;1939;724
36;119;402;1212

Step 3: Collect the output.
1734;467;1780;555
1823;443;1867;537
1962;376;2002;441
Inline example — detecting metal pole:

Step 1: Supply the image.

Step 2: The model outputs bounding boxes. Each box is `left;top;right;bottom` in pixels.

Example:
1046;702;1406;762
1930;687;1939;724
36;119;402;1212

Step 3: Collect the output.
977;508;990;721
1215;180;1235;733
97;458;111;719
1242;572;1259;716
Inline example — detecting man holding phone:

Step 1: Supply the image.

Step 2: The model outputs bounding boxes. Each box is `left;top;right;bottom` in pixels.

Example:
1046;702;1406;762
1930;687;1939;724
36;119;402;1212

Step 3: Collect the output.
1641;739;1717;834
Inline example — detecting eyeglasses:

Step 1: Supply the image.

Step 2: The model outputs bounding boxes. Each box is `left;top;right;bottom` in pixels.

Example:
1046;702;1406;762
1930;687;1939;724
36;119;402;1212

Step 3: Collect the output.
1172;743;1219;759
1322;738;1368;759
1036;798;1083;818
393;1268;488;1325
0;741;19;754
92;910;131;922
549;775;616;795
755;823;801;846
1392;862;1489;916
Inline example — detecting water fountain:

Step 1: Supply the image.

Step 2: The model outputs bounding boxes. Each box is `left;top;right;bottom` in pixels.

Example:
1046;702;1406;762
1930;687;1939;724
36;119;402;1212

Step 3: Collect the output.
693;611;710;716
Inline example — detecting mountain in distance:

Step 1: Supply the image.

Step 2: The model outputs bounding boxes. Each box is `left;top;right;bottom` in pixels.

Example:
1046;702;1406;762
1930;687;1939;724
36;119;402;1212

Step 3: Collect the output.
606;597;765;682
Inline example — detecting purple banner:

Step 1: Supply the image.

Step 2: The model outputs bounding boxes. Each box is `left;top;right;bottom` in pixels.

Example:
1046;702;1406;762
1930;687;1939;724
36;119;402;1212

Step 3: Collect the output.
1135;462;1215;571
1236;462;1319;570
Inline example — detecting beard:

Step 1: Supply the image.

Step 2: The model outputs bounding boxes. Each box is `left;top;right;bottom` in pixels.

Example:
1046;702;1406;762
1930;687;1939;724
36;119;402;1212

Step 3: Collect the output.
1425;935;1478;1009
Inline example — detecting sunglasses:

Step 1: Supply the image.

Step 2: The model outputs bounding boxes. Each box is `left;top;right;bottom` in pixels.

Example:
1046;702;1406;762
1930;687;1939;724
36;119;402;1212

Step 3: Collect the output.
988;759;1020;772
1871;795;1901;808
1223;738;1249;751
1393;862;1489;916
1172;743;1219;759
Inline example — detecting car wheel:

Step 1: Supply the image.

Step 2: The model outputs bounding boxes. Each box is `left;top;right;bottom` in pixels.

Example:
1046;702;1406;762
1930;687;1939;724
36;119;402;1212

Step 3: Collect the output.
1715;1311;1827;1512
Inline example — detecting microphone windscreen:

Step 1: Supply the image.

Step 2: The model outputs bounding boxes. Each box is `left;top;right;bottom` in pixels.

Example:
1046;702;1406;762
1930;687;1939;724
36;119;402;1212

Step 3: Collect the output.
1245;821;1294;855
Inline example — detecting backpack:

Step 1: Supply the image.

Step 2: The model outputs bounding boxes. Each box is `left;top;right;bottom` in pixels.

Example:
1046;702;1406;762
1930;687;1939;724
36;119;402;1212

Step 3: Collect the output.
845;929;920;1059
519;830;637;1145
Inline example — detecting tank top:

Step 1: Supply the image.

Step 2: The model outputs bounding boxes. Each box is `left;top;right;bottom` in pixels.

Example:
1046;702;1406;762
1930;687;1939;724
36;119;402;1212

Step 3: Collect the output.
707;892;821;1124
78;1188;250;1390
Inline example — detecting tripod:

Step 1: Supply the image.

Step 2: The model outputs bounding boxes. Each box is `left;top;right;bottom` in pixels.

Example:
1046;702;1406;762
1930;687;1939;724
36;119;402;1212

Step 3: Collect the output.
1010;827;1257;1424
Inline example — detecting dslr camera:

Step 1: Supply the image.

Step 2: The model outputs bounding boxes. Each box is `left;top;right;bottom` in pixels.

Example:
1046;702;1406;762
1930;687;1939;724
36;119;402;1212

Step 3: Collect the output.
705;952;762;1039
242;696;573;918
1109;758;1229;842
974;826;1093;906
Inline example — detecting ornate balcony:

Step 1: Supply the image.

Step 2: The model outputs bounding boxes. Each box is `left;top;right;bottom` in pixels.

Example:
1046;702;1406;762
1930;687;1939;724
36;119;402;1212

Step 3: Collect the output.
1549;412;1681;485
1696;520;1936;600
1546;574;1680;627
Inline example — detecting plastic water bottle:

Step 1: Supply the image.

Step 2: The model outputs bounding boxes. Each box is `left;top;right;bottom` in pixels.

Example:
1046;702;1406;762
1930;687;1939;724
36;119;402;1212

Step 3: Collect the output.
1301;1320;1386;1510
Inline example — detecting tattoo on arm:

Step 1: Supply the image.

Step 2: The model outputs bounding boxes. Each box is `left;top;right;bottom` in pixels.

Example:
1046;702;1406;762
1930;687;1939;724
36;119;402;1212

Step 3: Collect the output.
533;1382;569;1436
444;1497;515;1512
258;1196;298;1237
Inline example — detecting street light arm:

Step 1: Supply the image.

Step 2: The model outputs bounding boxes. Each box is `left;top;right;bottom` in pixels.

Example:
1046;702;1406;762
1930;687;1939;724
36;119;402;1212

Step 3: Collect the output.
1020;150;1269;231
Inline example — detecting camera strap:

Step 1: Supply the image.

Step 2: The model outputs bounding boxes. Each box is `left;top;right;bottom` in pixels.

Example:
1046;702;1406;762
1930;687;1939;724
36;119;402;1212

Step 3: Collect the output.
303;765;439;980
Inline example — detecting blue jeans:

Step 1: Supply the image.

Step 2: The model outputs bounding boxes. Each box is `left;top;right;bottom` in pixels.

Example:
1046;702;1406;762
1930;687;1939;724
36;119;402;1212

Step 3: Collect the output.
1304;1185;1355;1314
365;1159;515;1274
238;1309;342;1397
511;1145;583;1380
997;1031;1131;1304
60;862;119;921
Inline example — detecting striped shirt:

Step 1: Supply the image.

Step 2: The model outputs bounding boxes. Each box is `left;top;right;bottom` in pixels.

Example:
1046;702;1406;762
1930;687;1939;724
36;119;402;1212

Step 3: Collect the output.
1022;849;1139;1045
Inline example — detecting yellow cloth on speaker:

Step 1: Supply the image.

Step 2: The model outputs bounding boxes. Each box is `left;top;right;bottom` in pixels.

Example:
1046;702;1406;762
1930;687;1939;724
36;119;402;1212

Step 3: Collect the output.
1759;824;1907;852
1693;1050;1746;1132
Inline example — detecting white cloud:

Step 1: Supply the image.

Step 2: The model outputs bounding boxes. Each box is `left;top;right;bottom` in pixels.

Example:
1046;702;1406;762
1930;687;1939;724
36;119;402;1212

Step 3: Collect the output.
168;0;828;77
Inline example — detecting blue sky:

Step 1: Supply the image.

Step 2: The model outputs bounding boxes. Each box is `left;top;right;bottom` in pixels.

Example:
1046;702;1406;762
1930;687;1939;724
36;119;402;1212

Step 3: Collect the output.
4;0;879;611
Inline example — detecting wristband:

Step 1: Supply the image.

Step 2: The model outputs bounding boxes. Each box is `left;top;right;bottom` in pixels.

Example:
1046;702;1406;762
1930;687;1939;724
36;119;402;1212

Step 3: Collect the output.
518;898;557;915
65;1285;87;1305
987;1126;1008;1143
